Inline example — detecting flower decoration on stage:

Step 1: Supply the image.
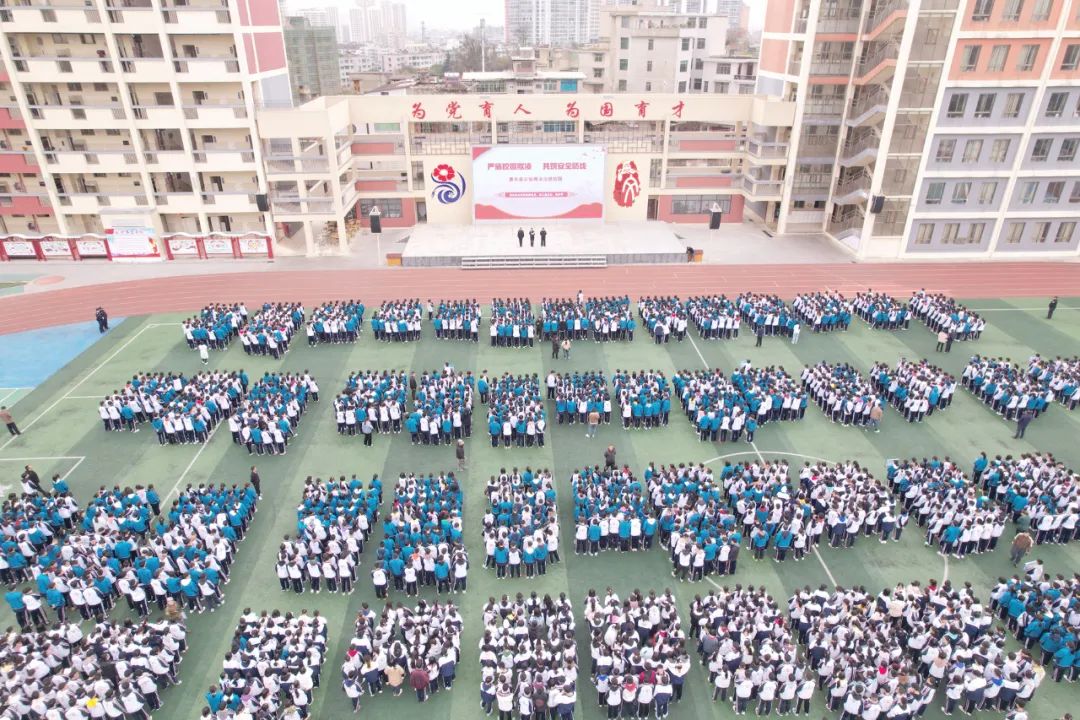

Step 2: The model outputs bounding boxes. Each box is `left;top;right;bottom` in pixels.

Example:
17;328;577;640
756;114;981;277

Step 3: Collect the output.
613;160;641;208
431;163;466;205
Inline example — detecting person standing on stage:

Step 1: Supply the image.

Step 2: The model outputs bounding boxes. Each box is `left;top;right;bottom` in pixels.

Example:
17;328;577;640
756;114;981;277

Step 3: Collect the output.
517;228;524;247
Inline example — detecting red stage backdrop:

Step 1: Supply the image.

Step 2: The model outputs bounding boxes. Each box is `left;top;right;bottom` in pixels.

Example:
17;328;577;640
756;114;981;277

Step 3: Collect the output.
472;145;605;221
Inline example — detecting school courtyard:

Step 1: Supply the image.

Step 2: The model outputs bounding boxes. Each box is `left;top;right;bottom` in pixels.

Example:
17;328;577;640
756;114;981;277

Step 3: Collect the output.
0;285;1078;720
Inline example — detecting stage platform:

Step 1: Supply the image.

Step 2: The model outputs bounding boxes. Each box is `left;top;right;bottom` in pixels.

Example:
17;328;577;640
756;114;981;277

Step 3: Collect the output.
399;223;689;268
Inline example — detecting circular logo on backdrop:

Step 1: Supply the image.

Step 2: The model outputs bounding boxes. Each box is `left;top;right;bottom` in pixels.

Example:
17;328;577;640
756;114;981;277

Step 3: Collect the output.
431;164;466;204
613;161;641;208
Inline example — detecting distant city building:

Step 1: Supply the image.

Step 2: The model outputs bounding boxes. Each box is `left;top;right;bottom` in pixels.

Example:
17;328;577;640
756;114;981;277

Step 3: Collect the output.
297;6;345;43
345;0;407;47
285;17;343;102
505;0;597;46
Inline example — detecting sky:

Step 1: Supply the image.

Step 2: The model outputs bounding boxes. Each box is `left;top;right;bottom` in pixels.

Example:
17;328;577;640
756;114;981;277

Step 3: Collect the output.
288;0;765;34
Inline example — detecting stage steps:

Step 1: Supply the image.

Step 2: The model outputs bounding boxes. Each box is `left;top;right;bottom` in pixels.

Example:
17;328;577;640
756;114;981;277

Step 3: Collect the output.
461;254;607;269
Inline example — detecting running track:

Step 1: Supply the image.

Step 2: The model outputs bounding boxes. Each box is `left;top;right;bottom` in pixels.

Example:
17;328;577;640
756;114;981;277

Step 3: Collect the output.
1;261;1077;335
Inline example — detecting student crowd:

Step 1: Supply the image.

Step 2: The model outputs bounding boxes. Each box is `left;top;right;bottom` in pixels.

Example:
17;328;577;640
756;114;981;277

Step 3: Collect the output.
735;293;795;337
409;368;474;445
584;587;691;720
485;373;547;448
886;457;1006;560
489;299;536;348
636;297;688;344
871;359;956;422
241;302;303;358
182;303;247;351
570;465;650;556
963;357;1053;421
231;372;316;456
341;600;463;707
0;618;187;720
674;364;806;443
540;296;636;342
479;593;577;719
612;370;671;429
99;371;239;441
276;475;380;594
333;371;407;439
432;300;482;342
550;371;611;426
482;468;559;580
990;569;1078;683
1027;355;1080;410
683;296;739;340
976;454;1079;544
205;609;327;719
791;292;853;333
373;472;468;597
909;291;985;341
307;301;365;345
854;291;910;330
802;362;884;427
371;300;423;343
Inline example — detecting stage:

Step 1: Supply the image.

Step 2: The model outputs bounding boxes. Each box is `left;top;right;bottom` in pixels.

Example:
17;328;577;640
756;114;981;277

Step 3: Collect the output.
399;223;689;268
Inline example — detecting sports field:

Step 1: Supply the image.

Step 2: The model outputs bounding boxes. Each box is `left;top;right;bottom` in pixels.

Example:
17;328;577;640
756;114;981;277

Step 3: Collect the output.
1;295;1078;720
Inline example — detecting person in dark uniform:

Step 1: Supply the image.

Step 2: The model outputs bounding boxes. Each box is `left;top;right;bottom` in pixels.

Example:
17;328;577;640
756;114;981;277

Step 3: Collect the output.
1047;296;1058;319
409;372;418;401
529;228;535;246
540;228;547;246
95;306;109;333
250;465;261;498
21;465;42;493
517;228;524;247
755;324;765;347
1014;409;1034;439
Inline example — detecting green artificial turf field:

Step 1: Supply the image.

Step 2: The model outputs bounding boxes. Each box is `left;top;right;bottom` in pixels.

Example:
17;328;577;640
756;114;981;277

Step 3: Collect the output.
1;296;1078;720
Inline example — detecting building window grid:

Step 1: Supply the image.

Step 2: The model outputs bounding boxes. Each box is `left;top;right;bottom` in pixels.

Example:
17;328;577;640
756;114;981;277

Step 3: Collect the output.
1005;221;1025;243
1056;221;1076;243
671;195;732;214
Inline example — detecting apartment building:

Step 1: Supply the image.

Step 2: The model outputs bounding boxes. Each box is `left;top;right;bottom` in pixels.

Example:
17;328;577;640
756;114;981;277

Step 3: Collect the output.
284;17;341;102
760;0;1080;258
256;92;793;254
0;0;289;239
505;0;598;47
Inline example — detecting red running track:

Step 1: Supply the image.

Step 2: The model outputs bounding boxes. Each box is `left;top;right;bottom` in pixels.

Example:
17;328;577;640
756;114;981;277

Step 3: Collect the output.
1;261;1077;335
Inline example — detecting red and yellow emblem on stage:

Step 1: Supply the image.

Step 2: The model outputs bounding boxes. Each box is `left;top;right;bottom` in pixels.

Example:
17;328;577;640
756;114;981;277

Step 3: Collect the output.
613;161;641;208
431;164;466;204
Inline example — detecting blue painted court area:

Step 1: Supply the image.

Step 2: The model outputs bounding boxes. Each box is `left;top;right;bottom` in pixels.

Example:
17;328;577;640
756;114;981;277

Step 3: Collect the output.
0;318;124;404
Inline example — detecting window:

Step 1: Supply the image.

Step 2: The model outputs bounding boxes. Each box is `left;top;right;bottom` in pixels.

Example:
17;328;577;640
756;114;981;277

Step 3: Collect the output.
988;45;1009;71
972;0;994;19
1071;182;1080;203
678;81;686;92
961;45;981;71
692;78;702;90
1002;0;1023;20
942;223;961;243
693;58;703;70
679;60;688;72
670;195;732;214
1056;221;1076;243
1058;138;1078;161
542;121;574;133
1005;221;1025;243
935;138;957;162
1033;221;1051;242
915;224;934;244
962;139;983;162
1021;181;1039;203
951;182;971;203
714;82;730;93
979;181;998;204
681;39;691;51
1031;137;1052;160
593;68;603;78
1062;44;1080;70
946;93;968;118
645;82;652;91
718;63;731;74
618;80;627;91
1003;92;1024;118
968;223;986;244
619;59;628;71
1018;44;1039;71
1032;0;1052;19
647;39;654;51
989;137;1006;160
975;93;996;118
1046;91;1068;117
1044;180;1065;203
646;60;653;71
699;17;707;27
925;182;945;204
359;198;402;218
594;53;604;62
621;16;630;27
620;37;629;50
696;38;705;49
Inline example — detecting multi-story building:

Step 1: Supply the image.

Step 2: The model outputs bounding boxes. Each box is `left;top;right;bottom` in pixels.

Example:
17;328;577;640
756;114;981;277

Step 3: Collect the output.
505;0;597;47
256;92;792;254
761;0;1080;258
580;2;756;94
296;6;344;43
0;0;289;239
285;17;342;102
346;0;406;47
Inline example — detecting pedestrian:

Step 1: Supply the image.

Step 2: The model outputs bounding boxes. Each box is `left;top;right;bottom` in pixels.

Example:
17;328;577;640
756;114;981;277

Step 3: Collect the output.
1047;296;1058;319
1009;530;1033;566
586;408;601;438
517;227;524;247
198;342;209;365
561;338;572;359
529;228;535;246
540;227;547;246
250;465;262;498
1014;408;1034;439
791;322;801;344
604;444;616;470
0;405;19;436
362;418;374;446
945;330;954;353
409;665;430;702
867;403;883;433
936;330;948;352
755;324;764;347
20;465;42;493
95;306;109;333
455;438;466;470
551;336;560;360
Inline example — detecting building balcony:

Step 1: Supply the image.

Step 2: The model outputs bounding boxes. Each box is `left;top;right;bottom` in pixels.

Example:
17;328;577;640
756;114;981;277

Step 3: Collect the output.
57;192;148;212
668;133;740;154
28;104;126;127
833;170;871;203
351;138;406;156
802;99;846;121
816;15;861;33
864;0;907;37
797;134;840;161
787;59;802;75
11;55;115;82
103;3;159;32
200;191;259;212
43;149;139;173
0;106;24;129
192;145;254;167
855;43;898;84
265;156;330;175
0;193;52;215
741;175;784;200
132;104;183;125
182;103;248;125
744;139;789;162
847;87;889;126
161;0;233;31
355;176;409;192
270;194;335;215
153;191;201;212
143;148;190;169
0;2;102;30
791;176;832;197
118;56;170;82
828;210;865;238
172;57;240;82
809;58;852;76
0;150;39;173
